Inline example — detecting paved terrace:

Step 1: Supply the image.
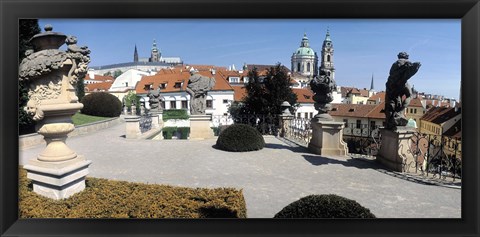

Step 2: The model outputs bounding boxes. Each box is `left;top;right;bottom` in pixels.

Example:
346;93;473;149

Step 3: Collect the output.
19;122;461;218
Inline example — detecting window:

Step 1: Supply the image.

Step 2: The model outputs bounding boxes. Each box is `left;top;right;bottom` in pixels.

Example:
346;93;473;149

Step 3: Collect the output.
170;101;176;109
181;101;188;109
343;119;348;127
161;101;165;109
297;113;301;118
174;82;182;88
229;77;240;83
305;112;309;119
223;99;229;104
206;100;213;109
310;112;313;118
370;121;376;130
356;120;361;129
297;63;301;72
160;83;167;89
327;55;331;62
307;63;311;72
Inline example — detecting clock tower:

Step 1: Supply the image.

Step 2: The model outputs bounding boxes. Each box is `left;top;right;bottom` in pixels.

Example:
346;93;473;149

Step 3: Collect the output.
320;29;335;81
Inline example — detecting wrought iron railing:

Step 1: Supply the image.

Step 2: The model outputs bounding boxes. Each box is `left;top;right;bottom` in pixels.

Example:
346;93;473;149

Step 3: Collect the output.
212;114;280;135
139;114;152;133
407;133;461;181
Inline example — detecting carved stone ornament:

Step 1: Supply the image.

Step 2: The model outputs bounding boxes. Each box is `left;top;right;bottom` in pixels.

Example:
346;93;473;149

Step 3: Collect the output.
19;25;91;121
310;69;337;120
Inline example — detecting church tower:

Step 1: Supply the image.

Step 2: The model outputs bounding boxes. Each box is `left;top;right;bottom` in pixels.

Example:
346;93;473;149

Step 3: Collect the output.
291;33;318;78
150;39;160;62
134;44;139;62
320;29;335;81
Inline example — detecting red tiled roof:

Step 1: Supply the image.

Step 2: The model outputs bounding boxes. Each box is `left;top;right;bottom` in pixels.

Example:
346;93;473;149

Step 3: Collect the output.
443;119;461;139
292;88;314;103
368;91;386;103
232;85;247;102
136;70;234;94
408;97;423;107
86;81;113;92
421;106;461;124
84;74;115;82
329;103;381;119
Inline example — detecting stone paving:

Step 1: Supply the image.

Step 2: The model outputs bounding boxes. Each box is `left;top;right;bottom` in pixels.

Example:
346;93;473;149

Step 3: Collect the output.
19;121;461;218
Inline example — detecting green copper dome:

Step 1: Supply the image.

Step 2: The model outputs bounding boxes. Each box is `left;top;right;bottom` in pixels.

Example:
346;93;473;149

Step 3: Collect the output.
294;47;315;56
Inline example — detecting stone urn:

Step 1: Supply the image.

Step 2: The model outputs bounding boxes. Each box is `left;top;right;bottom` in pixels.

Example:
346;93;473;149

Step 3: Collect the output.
20;25;92;199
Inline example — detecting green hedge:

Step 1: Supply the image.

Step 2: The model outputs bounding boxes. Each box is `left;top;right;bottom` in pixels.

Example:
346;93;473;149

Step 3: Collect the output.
215;124;265;152
274;194;376;218
162;127;190;139
163;109;189;121
80;92;122;117
19;168;246;218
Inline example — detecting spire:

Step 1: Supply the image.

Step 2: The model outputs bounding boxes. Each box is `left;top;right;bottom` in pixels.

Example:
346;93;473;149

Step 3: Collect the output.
370;73;374;90
300;33;310;47
134;44;138;62
325;27;331;42
152;39;158;52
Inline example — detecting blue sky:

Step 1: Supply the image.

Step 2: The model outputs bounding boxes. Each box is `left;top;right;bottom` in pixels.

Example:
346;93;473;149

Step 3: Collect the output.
38;19;461;100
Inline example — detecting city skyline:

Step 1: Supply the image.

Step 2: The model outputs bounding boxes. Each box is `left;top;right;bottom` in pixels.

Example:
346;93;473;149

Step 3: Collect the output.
38;19;461;100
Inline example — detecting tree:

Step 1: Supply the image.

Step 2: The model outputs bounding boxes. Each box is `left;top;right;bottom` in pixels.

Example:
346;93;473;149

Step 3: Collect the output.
235;63;298;134
242;63;297;116
76;76;86;102
113;69;123;78
19;19;41;135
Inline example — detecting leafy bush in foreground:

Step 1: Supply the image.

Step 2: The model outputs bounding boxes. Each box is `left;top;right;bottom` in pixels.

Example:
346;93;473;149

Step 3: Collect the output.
19;168;246;218
80;92;122;117
274;194;375;218
215;124;265;152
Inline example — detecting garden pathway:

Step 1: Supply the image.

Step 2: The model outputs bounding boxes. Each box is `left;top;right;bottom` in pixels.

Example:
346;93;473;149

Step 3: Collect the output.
19;122;461;218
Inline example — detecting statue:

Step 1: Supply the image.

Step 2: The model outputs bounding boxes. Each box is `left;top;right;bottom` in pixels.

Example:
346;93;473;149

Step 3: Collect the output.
384;52;421;130
310;69;337;121
147;84;162;112
185;69;215;115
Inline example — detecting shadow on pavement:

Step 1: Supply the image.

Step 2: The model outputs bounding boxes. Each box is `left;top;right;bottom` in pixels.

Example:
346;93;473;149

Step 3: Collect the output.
302;154;384;170
264;143;308;153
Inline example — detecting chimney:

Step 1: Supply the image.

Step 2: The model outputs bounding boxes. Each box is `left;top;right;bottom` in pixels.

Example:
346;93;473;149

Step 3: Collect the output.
88;69;95;80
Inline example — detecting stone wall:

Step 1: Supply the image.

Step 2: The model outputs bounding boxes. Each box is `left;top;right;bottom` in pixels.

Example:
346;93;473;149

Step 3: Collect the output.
19;117;123;150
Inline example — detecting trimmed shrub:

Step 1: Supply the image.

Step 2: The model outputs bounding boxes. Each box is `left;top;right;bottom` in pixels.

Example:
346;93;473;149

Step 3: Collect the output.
18;168;247;218
162;127;190;139
163;109;189;121
216;124;265;152
274;194;376;218
80;92;122;117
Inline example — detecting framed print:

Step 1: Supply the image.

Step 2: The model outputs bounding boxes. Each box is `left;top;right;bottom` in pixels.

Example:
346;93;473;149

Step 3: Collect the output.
1;0;479;236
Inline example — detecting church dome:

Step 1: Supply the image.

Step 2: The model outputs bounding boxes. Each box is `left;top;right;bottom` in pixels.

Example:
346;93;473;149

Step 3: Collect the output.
294;47;315;56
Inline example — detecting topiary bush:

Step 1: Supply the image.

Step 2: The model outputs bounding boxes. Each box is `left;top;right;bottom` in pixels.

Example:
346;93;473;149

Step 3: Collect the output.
80;92;122;117
274;194;376;218
215;124;265;152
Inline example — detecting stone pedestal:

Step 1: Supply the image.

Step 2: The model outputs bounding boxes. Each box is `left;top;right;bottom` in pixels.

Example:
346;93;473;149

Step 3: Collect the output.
376;127;416;172
24;156;92;199
150;112;164;140
279;114;294;137
308;119;348;156
189;115;214;140
125;115;141;139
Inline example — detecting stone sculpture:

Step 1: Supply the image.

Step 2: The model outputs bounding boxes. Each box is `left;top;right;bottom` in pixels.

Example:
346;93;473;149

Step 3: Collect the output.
309;69;337;121
185;70;216;115
147;84;162;112
20;25;92;200
384;52;421;130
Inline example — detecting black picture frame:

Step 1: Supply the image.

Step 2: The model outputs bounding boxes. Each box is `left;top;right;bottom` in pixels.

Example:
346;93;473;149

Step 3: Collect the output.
1;0;479;236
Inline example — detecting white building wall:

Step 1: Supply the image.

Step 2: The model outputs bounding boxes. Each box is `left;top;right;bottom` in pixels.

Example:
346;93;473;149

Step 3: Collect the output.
294;103;316;119
110;69;150;92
